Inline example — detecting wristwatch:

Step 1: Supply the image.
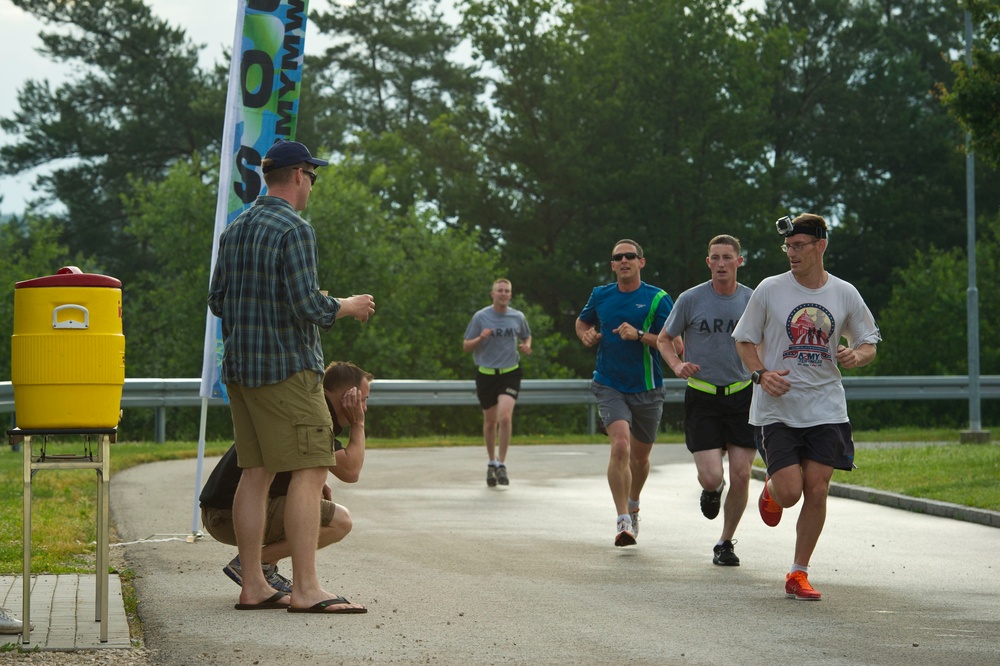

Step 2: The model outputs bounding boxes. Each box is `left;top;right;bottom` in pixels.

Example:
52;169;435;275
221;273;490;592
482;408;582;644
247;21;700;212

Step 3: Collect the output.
636;329;645;341
751;369;767;384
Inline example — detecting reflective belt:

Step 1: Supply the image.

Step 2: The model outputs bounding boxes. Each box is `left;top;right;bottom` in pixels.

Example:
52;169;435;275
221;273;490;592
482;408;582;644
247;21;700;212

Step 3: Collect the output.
478;365;520;375
687;378;751;396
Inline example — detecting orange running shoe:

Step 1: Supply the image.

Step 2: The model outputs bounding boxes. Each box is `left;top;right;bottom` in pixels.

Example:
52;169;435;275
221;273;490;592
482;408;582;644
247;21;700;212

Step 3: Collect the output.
758;478;782;527
785;571;822;600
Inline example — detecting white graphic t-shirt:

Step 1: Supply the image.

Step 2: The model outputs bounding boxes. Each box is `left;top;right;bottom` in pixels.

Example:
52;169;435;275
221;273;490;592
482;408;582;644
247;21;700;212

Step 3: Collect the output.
732;272;881;428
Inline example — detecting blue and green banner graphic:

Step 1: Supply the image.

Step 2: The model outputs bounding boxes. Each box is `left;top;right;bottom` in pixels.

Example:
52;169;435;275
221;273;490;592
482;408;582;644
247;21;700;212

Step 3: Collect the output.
200;0;311;401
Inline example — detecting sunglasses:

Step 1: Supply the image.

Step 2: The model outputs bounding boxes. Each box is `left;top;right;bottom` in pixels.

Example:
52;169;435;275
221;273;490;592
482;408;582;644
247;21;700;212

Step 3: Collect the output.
300;168;318;185
612;252;640;262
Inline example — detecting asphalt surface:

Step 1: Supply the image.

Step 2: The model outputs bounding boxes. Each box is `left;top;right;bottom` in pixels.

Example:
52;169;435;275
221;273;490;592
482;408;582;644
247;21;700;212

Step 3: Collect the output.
110;444;1000;666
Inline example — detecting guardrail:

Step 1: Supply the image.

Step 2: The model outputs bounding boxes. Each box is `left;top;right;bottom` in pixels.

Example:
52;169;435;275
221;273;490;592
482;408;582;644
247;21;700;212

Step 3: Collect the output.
3;376;998;442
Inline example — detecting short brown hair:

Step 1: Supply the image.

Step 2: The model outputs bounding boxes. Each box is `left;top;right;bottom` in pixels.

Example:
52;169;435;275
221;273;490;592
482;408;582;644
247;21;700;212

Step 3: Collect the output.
708;234;741;255
323;361;374;392
792;213;828;231
261;160;307;186
612;239;644;257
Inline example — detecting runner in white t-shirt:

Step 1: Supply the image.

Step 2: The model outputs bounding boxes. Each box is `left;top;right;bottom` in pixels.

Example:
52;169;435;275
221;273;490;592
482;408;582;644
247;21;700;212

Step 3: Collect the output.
733;214;881;601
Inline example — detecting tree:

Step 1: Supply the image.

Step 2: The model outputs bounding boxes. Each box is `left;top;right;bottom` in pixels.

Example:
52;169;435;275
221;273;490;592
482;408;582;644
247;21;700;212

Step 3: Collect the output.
121;157;216;379
112;155;233;440
0;216;80;381
302;0;486;219
939;1;1000;167
0;0;224;279
752;0;1000;314
305;160;575;436
462;0;773;374
852;212;1000;428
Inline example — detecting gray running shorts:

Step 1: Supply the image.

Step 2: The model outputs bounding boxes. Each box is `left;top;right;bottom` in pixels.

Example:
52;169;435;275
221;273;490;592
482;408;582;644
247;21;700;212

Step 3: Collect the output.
591;381;666;444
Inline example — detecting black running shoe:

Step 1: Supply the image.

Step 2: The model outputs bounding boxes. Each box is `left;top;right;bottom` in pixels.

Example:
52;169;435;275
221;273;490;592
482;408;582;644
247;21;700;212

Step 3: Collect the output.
713;540;740;566
487;465;498;487
496;464;509;486
700;480;725;520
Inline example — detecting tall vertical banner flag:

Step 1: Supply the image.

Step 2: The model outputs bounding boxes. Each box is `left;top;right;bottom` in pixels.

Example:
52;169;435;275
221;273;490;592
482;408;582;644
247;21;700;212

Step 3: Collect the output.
193;0;311;536
200;0;311;402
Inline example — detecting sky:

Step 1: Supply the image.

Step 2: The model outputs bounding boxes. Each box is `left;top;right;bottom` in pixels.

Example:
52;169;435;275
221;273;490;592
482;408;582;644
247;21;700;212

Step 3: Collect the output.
1;0;760;216
1;1;246;215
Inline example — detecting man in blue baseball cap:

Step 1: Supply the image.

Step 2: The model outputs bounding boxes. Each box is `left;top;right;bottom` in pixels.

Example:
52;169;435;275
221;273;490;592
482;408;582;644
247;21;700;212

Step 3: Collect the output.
209;139;376;614
261;139;329;173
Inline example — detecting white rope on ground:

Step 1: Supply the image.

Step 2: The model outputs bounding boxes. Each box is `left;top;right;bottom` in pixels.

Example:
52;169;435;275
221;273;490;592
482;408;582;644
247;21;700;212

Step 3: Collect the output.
107;534;206;547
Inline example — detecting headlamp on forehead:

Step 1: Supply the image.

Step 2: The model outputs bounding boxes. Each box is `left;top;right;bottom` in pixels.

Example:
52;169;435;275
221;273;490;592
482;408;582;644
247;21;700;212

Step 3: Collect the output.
775;215;827;239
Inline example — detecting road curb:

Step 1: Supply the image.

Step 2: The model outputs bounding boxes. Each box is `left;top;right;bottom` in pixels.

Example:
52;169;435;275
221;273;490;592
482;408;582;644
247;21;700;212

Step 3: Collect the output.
750;467;1000;528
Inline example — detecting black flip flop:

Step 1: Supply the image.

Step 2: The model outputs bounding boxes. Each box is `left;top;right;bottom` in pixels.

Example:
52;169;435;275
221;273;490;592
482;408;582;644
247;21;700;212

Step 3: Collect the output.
234;591;289;610
287;596;368;614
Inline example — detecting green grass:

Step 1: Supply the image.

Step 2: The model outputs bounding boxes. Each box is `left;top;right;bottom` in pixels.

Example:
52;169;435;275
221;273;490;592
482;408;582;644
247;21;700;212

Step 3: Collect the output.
834;443;1000;510
0;440;234;575
1;430;996;574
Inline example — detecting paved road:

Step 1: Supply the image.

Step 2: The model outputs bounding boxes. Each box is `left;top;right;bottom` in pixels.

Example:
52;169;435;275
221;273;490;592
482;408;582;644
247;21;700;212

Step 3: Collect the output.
111;444;1000;666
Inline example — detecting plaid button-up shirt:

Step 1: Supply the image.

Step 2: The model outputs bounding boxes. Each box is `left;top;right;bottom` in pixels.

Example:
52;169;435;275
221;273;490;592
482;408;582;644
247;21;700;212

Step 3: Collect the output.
208;196;340;387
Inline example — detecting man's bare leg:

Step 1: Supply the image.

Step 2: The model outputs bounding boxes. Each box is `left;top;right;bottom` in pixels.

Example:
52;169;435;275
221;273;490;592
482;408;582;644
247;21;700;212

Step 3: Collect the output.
286;467;365;612
482;404;498;461
628;438;653;504
720;445;756;541
495;394;517;464
260;504;352;565
233;466;282;606
606;420;633;516
793;460;834;567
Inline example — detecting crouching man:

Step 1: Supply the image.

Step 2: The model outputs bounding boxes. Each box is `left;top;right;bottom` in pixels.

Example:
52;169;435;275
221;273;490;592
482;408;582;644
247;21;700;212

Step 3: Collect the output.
200;361;372;606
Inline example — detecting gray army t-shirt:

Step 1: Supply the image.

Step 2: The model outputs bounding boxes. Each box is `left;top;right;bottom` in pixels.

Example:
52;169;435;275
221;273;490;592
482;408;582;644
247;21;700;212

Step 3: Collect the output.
464;306;531;369
664;281;752;387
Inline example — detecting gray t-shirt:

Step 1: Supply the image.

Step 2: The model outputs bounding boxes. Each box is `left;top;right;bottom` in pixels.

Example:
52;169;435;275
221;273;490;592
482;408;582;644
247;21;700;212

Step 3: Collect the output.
664;280;753;386
464;306;531;369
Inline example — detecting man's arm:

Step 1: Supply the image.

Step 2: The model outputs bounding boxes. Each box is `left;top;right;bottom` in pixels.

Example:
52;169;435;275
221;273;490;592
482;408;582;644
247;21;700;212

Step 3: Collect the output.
463;328;492;353
657;330;698;379
335;294;375;322
576;318;601;348
836;343;876;369
519;336;532;355
735;341;764;374
736;341;790;397
329;387;366;483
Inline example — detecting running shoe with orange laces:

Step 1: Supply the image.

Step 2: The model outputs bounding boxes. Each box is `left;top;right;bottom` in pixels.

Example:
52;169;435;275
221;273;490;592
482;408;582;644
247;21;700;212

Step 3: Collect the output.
785;571;822;600
758;478;782;527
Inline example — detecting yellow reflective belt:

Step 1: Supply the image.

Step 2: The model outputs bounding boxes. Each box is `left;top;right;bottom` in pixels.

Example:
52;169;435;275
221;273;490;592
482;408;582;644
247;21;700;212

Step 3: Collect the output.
687;378;751;396
478;365;519;375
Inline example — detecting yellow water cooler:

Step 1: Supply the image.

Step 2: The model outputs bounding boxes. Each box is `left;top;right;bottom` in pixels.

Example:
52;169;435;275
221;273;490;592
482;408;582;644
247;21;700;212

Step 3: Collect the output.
11;266;125;428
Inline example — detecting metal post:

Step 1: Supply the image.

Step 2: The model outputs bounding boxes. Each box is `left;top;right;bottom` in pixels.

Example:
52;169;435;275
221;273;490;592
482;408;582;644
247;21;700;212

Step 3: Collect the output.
155;406;166;443
961;9;989;444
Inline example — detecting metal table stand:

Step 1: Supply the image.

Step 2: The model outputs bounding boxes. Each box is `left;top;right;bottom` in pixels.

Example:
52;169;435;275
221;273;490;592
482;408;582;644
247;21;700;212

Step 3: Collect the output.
8;427;117;644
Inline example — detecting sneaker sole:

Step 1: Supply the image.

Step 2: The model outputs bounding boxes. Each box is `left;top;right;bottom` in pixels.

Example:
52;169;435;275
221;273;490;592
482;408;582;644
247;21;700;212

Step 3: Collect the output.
222;566;243;587
785;592;821;600
487;479;497;487
713;557;740;566
614;531;636;547
758;487;782;527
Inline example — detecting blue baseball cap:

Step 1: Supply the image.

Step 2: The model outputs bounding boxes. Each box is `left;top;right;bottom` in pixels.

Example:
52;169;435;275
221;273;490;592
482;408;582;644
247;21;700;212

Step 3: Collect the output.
262;140;329;173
